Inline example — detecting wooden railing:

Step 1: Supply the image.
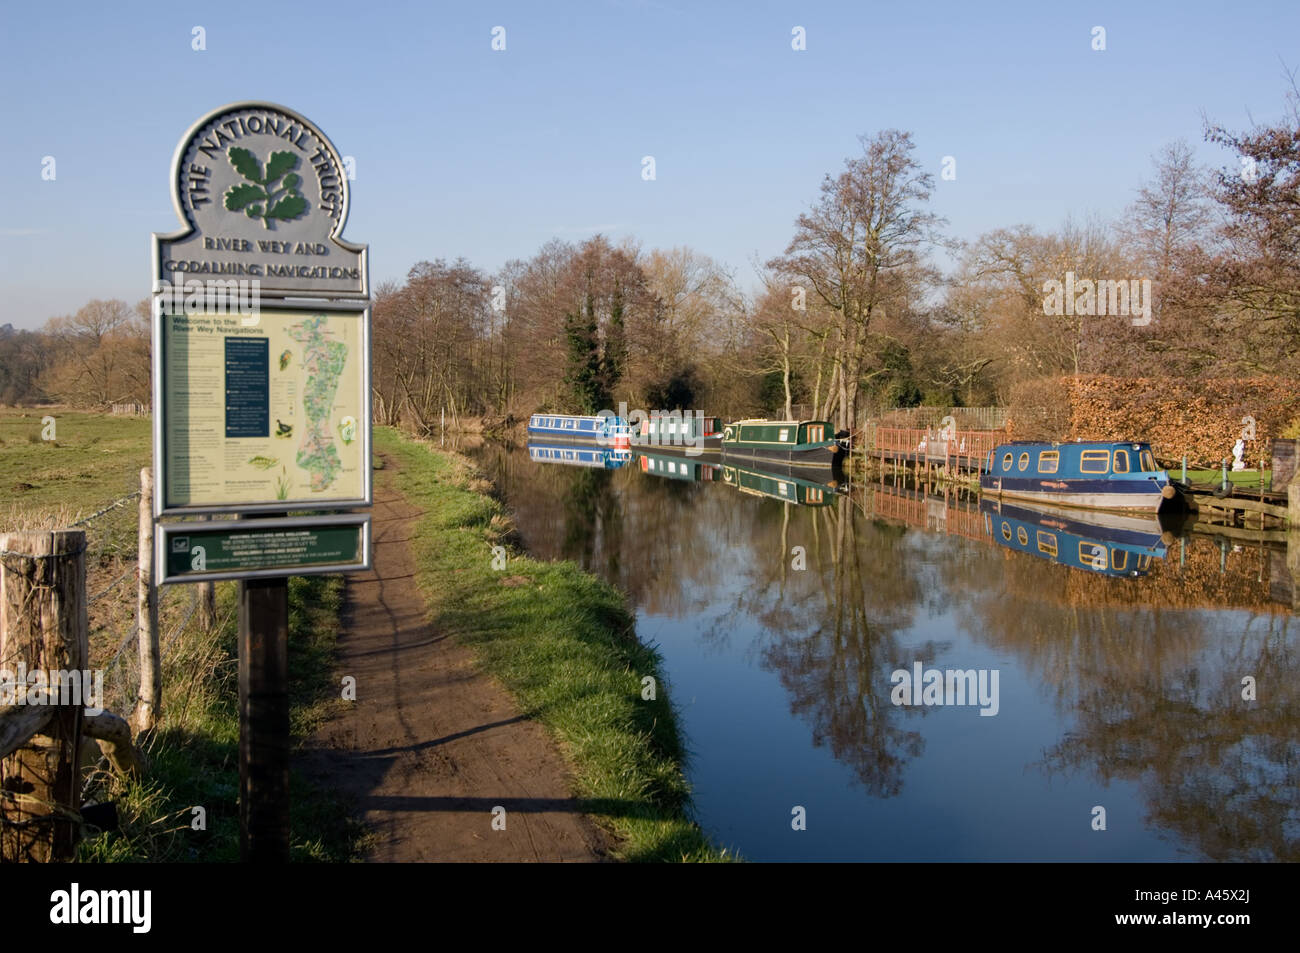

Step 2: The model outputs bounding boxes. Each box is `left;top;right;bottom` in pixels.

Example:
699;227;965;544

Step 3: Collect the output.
869;427;1004;470
864;487;989;544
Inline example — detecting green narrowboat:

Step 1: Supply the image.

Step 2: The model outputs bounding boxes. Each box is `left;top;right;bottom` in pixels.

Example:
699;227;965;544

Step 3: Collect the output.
721;419;841;468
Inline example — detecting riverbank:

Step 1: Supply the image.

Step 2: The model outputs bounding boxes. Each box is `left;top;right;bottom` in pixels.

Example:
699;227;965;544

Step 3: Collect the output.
0;408;363;861
374;426;731;861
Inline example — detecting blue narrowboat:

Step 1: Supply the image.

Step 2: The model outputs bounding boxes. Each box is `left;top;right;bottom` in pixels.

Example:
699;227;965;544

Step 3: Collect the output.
980;498;1169;577
528;441;631;470
980;440;1178;512
528;413;631;446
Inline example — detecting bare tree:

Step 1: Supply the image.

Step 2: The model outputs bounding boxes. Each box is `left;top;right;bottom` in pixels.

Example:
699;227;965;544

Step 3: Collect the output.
769;130;944;430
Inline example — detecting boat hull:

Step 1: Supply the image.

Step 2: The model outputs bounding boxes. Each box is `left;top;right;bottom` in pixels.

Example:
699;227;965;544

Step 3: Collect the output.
979;476;1168;512
633;436;723;456
721;444;841;469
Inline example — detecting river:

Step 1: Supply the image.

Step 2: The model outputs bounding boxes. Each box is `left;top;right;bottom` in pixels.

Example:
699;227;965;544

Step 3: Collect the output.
466;440;1299;862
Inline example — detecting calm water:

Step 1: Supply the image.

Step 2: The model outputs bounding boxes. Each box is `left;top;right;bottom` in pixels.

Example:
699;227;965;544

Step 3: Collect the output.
467;441;1300;862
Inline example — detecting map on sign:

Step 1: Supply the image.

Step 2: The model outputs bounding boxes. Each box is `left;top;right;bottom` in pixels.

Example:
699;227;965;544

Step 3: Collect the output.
161;307;366;510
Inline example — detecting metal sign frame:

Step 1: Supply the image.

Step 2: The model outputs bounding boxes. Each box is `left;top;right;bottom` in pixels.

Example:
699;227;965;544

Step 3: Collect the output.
151;100;368;301
151;296;372;517
156;513;371;585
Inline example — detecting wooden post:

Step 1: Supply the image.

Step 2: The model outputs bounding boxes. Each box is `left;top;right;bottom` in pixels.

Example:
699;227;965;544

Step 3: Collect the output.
0;530;87;862
82;711;144;778
197;580;216;630
239;576;289;862
133;468;160;735
196;513;216;630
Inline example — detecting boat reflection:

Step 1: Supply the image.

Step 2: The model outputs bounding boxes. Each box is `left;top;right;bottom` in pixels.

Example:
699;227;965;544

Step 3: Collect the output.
980;498;1170;577
719;460;849;507
636;451;722;483
527;441;632;470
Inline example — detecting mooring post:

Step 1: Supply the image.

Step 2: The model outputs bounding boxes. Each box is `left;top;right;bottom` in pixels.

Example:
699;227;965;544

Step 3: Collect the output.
1181;455;1187;482
1221;459;1229;492
238;575;290;862
0;530;87;862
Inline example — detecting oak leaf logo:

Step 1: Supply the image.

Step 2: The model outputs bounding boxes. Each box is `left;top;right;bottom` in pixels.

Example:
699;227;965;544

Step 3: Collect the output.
223;147;307;228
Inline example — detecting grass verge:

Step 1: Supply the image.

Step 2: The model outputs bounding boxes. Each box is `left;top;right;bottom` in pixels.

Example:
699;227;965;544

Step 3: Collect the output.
375;426;732;862
77;575;366;862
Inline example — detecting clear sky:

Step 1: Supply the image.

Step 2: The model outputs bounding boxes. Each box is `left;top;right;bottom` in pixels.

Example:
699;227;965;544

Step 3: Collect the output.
1;0;1296;328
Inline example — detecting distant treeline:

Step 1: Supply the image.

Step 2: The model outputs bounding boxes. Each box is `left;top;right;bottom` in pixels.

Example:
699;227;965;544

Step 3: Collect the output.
12;82;1298;430
0;299;150;407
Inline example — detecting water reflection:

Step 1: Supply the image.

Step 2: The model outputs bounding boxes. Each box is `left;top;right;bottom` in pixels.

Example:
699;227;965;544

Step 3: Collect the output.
467;442;1298;861
981;498;1169;577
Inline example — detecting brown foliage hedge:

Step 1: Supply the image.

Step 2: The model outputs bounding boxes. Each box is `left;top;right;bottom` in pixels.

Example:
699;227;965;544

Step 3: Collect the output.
1006;375;1300;466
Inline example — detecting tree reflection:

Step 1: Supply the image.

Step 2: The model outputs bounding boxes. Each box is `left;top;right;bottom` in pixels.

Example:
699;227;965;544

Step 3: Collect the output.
728;495;930;797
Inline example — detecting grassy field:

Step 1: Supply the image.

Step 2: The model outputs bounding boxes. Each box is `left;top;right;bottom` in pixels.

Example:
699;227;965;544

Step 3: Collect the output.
375;426;733;862
0;409;151;518
0;407;364;861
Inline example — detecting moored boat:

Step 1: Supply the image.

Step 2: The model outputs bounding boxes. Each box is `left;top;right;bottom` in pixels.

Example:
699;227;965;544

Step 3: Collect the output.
979;440;1178;512
721;419;841;469
635;413;723;455
528;413;631;447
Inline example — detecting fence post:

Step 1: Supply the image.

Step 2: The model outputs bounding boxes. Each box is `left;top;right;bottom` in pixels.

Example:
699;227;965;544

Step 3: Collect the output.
133;468;160;735
0;529;88;862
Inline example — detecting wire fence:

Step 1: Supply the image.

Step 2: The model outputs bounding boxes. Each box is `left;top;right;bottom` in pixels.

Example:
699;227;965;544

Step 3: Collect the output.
61;482;211;721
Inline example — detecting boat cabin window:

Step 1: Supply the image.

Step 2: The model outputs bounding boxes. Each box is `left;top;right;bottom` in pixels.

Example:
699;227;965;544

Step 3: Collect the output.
1113;450;1130;473
807;425;824;442
1001;452;1013;470
1080;542;1108;570
1140;450;1157;472
1036;531;1057;557
1017;452;1030;471
1111;549;1128;571
1000;521;1012;541
1038;451;1059;473
1080;450;1111;474
1137;555;1151;571
779;428;790;442
1016;526;1029;545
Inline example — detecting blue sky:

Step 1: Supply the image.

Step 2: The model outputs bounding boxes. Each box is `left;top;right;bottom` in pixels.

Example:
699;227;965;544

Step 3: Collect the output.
1;0;1296;328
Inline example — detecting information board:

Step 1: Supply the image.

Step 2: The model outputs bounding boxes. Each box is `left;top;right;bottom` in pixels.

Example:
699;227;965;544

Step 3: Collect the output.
157;515;370;584
156;301;370;514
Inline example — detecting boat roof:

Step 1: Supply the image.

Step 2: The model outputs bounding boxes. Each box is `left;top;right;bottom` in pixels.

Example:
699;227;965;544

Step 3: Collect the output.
731;418;830;426
994;440;1152;449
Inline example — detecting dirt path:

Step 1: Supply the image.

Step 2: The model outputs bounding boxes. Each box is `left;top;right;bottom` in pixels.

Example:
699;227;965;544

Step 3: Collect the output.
297;452;611;862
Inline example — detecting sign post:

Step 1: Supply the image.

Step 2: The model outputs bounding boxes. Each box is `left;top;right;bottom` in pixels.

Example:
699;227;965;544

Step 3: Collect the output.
152;101;370;862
